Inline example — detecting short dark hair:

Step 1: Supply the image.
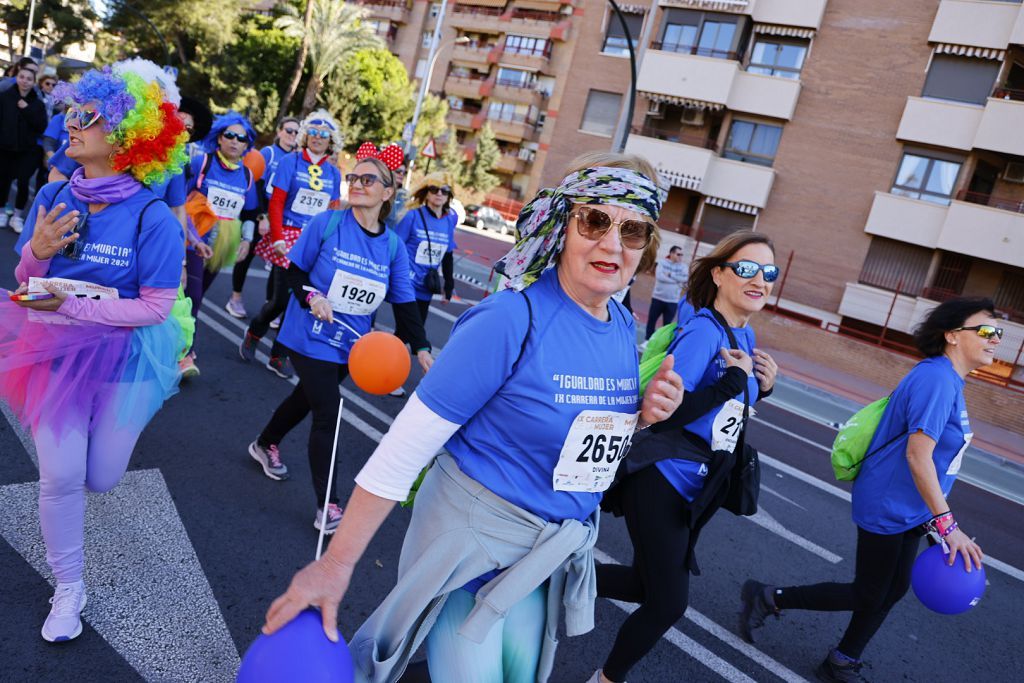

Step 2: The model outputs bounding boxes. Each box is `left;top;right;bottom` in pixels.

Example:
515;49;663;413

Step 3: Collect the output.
913;297;996;357
277;117;299;130
669;246;682;255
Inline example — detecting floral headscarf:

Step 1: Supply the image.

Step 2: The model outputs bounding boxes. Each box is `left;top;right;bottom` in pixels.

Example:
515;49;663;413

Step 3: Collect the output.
494;166;663;291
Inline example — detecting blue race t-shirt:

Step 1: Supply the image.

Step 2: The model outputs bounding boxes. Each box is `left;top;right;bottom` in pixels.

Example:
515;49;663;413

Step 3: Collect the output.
852;356;970;534
42;113;68;148
417;267;641;523
187;153;258;229
393;207;458;301
260;144;290;198
15;182;185;297
48;140;78;178
272;151;342;230
276;210;415;364
656;309;760;501
149;172;186;208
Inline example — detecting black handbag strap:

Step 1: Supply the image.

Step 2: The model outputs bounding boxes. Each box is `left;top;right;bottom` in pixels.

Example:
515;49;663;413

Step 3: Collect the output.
417;208;435;264
710;307;750;454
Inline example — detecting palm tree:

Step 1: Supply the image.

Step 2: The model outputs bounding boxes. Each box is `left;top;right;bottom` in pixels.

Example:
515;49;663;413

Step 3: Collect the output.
276;0;385;117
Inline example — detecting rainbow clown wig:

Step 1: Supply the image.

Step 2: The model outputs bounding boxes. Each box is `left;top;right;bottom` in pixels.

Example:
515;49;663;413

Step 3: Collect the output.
52;59;189;185
200;111;257;155
297;109;343;152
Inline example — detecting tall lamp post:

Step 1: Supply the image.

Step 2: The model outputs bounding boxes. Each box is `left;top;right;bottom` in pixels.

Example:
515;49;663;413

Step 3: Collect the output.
609;0;658;153
24;0;37;57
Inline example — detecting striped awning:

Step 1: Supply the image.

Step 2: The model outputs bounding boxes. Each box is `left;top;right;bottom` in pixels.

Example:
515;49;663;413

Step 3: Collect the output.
616;4;649;13
934;43;1005;61
659;0;749;12
656;165;702;191
639;90;724;111
704;195;759;215
754;23;815;39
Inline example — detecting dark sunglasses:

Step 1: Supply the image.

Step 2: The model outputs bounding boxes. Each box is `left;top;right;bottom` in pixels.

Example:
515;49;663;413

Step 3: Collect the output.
721;260;780;283
282;127;299;135
306;129;332;139
571;205;654;251
427;185;451;196
60;213;90;260
346;173;391;188
221;131;249;143
954;324;1004;340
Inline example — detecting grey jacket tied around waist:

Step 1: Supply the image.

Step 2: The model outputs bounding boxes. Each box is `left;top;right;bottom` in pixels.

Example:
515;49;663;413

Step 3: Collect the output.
350;452;600;683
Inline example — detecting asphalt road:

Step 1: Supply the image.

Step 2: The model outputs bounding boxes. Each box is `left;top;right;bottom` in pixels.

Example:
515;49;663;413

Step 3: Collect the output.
1;226;1021;683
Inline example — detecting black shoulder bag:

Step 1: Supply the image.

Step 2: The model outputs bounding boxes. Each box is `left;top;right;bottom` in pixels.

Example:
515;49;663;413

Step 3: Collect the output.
711;308;761;517
417;209;443;295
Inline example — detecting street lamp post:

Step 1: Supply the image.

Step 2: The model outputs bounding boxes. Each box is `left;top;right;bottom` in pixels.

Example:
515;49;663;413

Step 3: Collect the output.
24;0;37;57
609;0;658;153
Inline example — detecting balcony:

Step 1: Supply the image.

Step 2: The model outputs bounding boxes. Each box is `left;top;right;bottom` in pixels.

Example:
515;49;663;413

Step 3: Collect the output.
630;125;718;150
447;107;483;130
959;189;1024;214
863;191;947;248
449;4;505;33
638;49;800;120
493;45;552;71
750;0;828;31
352;0;410;24
974;96;1024;157
444;74;487;99
451;44;494;66
896;95;1024;156
491;79;547;105
495;153;529;174
487;115;538;142
624;132;775;208
928;0;1021;50
508;8;569;39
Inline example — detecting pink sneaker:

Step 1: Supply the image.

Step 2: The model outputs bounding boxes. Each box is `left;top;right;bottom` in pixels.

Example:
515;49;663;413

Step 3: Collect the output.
314;503;343;535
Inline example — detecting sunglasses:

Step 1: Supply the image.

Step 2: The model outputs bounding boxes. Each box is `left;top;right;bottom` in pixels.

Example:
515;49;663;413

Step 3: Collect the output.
954;324;1004;340
306;129;332;139
221;131;249;143
282;127;299;135
60;213;90;260
65;106;103;131
721;260;780;283
346;173;391;188
427;185;451;196
571;206;654;251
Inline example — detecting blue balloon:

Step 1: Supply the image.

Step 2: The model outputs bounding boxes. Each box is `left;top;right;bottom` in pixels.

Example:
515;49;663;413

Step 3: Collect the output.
911;543;986;615
238;609;354;683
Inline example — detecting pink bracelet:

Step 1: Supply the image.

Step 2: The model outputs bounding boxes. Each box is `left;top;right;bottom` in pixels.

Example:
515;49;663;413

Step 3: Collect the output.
306;290;324;305
929;511;957;537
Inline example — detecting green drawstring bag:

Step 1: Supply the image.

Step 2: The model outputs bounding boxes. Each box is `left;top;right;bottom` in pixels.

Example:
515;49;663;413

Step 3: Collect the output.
171;286;195;362
639;322;677;393
831;396;893;481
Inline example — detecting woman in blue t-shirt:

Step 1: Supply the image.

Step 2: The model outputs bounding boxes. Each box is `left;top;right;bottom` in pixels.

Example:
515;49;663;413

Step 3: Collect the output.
260;152;684;683
246;155;433;534
241;110;343;379
740;297;994;682
594;230;780;683
393;170;460;322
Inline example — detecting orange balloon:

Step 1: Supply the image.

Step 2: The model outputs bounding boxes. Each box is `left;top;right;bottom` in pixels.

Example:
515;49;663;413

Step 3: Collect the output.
243;148;266;182
348;331;411;395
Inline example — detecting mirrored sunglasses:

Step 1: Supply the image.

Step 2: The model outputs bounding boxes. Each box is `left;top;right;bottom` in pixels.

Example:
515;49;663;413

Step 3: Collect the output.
65;106;103;131
954;324;1004;340
721;260;780;283
221;131;249;143
307;129;332;139
571;205;654;251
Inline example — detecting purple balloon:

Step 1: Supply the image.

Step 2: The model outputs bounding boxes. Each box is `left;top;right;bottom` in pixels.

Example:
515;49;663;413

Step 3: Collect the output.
911;543;986;615
237;609;354;683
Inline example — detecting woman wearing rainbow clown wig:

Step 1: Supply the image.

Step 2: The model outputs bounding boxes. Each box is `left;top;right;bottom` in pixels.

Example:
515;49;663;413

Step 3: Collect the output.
1;61;188;643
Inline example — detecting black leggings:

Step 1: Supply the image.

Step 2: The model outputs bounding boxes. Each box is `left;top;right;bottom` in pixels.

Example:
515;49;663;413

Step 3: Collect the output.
258;350;349;507
231;231;268;294
773;526;921;659
247;265;290;357
597;466;695;683
416;298;431;325
0;148;40;211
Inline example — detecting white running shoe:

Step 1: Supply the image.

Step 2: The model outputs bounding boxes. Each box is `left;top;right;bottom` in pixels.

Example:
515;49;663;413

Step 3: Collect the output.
389;386;407;397
41;580;87;642
9;215;24;234
0;212;8;229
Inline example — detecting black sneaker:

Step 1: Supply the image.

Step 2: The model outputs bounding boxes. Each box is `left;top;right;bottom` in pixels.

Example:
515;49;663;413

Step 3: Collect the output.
739;579;780;643
816;650;868;683
239;331;260;363
266;356;295;379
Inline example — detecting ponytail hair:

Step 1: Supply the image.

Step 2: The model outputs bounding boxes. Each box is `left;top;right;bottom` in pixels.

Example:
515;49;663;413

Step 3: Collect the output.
354;157;396;227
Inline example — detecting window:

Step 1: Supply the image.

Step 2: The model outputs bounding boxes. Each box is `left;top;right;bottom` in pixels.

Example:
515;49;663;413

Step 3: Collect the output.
890;153;962;205
699;205;755;243
723;120;782;166
429;2;441;19
662;23;698;53
602;11;644;56
922;55;1001;105
415;59;427;80
488;100;526;122
859;238;933;295
748;40;807;79
580;90;621;136
422;31;434;49
658;9;742;59
697;20;736;58
505;34;551;58
994;270;1024;319
496;67;534;88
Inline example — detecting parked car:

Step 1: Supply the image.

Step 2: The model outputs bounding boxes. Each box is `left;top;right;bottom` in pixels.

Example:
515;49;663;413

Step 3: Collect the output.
463;204;510;234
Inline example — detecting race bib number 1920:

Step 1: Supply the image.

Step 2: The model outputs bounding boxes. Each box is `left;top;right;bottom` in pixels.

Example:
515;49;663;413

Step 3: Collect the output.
553;411;638;493
326;270;386;316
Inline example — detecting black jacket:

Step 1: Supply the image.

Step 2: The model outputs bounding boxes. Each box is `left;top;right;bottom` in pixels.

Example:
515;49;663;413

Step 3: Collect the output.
0;85;46;152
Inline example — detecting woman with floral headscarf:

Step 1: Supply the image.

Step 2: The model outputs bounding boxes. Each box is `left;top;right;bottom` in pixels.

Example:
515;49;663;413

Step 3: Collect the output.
0;60;188;642
261;152;684;683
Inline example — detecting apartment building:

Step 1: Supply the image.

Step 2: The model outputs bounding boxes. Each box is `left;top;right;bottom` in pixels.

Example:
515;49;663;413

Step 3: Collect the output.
621;0;1024;375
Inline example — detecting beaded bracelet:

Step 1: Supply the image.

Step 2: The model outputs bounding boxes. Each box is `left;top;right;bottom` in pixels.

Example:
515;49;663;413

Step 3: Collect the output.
306;290;325;306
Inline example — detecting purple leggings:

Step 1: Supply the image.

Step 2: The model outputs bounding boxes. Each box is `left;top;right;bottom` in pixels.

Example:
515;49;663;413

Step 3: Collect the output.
185;249;218;353
34;383;155;583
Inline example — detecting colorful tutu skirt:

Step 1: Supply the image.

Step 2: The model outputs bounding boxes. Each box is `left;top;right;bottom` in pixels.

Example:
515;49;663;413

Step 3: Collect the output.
0;300;181;438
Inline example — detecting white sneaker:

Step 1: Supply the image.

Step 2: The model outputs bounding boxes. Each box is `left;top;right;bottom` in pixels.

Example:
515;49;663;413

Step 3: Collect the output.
41;580;87;642
584;671;618;683
389;386;407;397
9;215;23;234
269;315;282;329
0;212;9;229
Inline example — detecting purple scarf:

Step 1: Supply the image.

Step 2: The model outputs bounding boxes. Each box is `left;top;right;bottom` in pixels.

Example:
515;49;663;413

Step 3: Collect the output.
69;167;143;203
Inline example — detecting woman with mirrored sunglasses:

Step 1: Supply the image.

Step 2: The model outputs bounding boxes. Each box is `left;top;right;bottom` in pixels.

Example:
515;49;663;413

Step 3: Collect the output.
241;110;344;380
259;152;683;683
740;297;996;683
393;171;461;325
1;61;188;643
592;230;780;683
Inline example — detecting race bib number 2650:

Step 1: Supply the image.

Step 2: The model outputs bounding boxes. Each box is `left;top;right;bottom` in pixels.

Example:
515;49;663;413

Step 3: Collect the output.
553;411;638;493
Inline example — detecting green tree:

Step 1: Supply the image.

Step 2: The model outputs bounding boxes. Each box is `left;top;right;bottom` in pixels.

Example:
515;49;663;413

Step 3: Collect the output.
1;0;97;64
276;0;383;116
464;124;500;194
440;127;467;186
325;48;414;149
413;92;449;149
106;0;239;66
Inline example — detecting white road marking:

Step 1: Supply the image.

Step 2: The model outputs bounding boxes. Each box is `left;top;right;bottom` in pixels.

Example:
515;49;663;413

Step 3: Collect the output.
747;509;842;564
760;484;807;511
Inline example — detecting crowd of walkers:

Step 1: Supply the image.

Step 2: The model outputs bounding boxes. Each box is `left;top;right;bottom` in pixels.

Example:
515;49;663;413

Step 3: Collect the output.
0;57;999;683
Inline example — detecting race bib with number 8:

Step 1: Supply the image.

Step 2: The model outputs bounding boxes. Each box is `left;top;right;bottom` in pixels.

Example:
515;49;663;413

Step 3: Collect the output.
291;188;330;217
415;239;445;266
206;186;244;220
326;270;386;316
711;399;755;452
553;410;638;493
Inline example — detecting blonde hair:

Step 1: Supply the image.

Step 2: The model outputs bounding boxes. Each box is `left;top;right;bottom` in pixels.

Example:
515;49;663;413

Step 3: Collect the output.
297;109;343;152
560;151;662;273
